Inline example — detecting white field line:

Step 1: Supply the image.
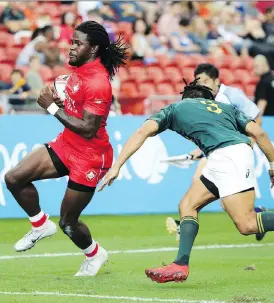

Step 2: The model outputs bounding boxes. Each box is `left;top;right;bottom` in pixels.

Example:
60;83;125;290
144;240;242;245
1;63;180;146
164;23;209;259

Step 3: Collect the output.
0;291;226;303
0;243;273;260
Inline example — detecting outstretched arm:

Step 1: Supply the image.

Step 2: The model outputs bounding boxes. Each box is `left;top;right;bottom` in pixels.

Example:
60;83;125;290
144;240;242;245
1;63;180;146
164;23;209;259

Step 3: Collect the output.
98;120;159;191
245;121;274;187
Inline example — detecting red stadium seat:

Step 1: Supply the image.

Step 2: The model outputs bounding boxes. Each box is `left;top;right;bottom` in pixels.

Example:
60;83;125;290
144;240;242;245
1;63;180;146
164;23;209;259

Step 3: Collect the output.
243;56;254;71
146;66;165;83
0;49;8;63
118;67;129;82
5;48;21;64
245;84;256;98
150;100;168;113
0;32;14;48
120;80;138;96
0;63;13;82
128;66;147;83
154;54;171;68
175;82;186;94
157;82;175;95
219;68;234;85
230;56;246;70
52;65;71;78
164;66;182;84
119;95;145;115
181;68;194;83
138;81;156;96
233;69;252;84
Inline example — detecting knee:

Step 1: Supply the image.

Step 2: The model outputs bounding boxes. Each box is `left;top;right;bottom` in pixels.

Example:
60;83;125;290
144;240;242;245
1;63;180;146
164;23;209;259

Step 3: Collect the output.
5;170;20;190
235;215;257;235
59;216;76;237
178;196;193;215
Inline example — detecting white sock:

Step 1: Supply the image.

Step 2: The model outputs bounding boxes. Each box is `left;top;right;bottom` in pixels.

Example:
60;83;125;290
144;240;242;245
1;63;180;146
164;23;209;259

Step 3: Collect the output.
29;211;48;229
83;241;98;258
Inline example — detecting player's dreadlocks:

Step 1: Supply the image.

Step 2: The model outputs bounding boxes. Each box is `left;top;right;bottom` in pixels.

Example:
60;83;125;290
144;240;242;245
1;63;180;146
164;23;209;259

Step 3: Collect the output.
76;21;128;79
181;78;215;100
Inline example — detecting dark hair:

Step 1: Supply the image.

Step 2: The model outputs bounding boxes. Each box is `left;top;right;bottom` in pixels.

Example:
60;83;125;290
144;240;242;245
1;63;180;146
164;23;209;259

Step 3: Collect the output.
194;63;219;80
179;17;191;27
31;28;42;40
11;69;24;77
133;18;150;35
266;7;274;14
76;21;128;79
181;78;215;100
41;25;53;35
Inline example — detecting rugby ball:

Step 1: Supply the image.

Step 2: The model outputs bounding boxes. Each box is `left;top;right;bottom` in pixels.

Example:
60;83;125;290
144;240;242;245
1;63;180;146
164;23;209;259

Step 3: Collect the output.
53;75;70;102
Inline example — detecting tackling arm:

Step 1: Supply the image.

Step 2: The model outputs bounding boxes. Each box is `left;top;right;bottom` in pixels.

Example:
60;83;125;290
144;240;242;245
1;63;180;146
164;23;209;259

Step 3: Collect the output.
113;120;159;169
98;120;159;191
245;121;274;163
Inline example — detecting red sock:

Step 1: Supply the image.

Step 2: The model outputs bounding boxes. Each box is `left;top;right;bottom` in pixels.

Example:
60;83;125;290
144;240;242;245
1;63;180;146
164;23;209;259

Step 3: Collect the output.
29;211;47;228
83;242;98;258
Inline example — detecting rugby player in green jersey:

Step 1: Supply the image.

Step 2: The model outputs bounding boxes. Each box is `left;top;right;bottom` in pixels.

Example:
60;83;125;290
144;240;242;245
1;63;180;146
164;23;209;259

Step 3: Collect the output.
99;80;274;284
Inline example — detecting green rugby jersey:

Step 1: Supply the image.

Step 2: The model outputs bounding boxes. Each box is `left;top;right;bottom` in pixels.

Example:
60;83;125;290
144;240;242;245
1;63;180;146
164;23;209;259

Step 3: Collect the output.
148;98;252;156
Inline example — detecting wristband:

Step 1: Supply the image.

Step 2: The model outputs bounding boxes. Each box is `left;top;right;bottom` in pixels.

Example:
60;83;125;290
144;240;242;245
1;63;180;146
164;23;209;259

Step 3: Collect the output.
270;162;274;170
47;103;59;115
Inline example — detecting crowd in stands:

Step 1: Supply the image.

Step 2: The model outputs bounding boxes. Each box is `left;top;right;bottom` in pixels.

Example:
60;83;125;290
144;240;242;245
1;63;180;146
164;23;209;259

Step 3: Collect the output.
0;1;273;115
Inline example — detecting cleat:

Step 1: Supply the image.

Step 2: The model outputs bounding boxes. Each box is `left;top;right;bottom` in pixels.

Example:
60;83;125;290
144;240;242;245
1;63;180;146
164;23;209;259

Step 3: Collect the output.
255;206;266;241
75;246;108;277
14;219;57;252
145;263;189;283
166;217;180;241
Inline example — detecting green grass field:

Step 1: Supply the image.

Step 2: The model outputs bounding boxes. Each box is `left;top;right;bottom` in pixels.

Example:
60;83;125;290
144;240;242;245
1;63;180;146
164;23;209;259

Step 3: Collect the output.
0;213;274;303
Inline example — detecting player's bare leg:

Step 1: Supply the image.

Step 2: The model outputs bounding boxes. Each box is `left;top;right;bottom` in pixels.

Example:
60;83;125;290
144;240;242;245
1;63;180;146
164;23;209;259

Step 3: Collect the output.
166;156;266;242
166;158;207;241
59;187;108;277
222;189;274;238
147;178;217;283
5;146;61;251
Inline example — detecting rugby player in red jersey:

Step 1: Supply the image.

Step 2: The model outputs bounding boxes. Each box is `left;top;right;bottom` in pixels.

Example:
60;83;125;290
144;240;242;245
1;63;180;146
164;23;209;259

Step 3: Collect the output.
5;21;127;277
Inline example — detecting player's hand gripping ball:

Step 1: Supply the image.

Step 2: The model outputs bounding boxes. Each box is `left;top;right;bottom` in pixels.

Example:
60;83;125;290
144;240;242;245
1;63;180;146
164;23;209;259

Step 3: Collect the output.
53;75;70;103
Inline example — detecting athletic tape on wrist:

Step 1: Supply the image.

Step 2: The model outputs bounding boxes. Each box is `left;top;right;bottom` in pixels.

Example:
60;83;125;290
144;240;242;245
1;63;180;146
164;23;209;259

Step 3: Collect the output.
270;162;274;170
47;103;59;115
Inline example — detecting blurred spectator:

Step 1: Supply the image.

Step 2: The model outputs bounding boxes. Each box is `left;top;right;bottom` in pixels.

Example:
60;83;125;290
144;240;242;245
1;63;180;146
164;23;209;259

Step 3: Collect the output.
77;1;102;22
170;17;201;54
16;26;60;68
86;9;116;42
0;2;30;34
0;69;31;105
263;6;274;43
109;1;143;23
254;55;274;117
26;55;44;97
131;18;152;60
157;1;182;38
58;12;77;46
110;75;122;116
147;26;169;55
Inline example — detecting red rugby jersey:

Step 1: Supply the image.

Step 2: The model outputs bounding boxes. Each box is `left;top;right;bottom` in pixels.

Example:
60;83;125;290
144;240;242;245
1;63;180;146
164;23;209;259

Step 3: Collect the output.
62;58;112;151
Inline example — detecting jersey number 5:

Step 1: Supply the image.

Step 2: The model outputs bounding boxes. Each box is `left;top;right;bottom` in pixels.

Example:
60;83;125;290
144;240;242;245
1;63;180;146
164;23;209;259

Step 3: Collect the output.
200;100;222;114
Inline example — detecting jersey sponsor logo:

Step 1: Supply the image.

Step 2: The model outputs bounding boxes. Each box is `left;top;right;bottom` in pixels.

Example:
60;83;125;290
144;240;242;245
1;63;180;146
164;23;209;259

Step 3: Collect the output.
86;170;96;182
